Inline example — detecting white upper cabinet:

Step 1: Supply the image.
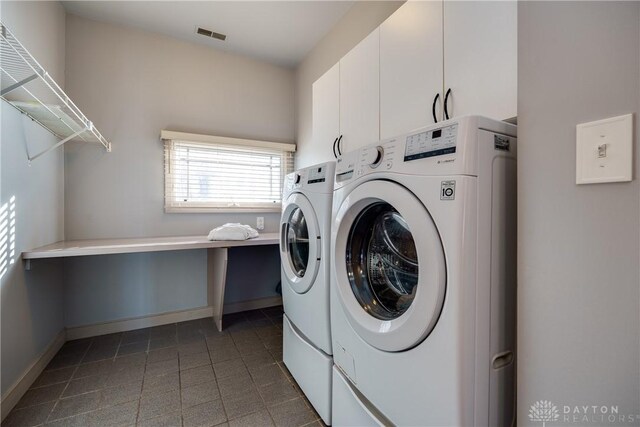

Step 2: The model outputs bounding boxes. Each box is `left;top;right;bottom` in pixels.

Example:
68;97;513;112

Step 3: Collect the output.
339;28;380;153
312;63;341;162
443;1;517;121
309;1;517;163
380;1;444;139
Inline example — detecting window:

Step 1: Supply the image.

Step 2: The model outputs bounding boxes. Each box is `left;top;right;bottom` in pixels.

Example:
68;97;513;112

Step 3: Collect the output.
162;131;295;212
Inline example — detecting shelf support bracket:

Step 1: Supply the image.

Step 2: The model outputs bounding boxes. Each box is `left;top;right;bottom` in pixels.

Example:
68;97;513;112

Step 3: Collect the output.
24;259;31;271
28;126;89;163
0;73;38;96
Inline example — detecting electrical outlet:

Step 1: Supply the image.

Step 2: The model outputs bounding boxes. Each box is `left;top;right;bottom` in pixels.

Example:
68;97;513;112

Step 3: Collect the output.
256;217;264;230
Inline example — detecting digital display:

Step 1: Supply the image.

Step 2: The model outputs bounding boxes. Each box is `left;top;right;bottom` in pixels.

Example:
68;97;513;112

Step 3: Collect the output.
404;124;458;162
307;166;326;184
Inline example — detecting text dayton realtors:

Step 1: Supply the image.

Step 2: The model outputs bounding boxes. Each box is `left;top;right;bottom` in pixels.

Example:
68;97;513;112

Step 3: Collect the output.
562;405;638;424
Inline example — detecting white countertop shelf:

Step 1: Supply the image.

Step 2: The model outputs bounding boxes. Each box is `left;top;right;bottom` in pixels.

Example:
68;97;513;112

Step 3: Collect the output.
23;233;280;259
1;21;111;161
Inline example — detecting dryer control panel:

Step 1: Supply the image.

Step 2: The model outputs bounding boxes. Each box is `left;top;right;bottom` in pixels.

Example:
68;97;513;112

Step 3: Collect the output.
307;166;327;184
284;161;336;197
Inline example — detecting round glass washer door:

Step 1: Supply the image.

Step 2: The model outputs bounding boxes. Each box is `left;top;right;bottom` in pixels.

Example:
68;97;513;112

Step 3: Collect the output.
347;202;419;321
333;180;446;352
280;192;320;294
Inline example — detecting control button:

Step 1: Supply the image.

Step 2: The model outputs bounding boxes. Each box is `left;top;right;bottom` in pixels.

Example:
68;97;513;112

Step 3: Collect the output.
362;149;378;166
363;146;384;168
373;146;384;166
386;161;393;170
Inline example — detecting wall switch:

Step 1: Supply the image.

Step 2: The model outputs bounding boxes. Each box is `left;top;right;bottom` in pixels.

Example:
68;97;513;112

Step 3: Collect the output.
256;217;264;230
576;113;633;184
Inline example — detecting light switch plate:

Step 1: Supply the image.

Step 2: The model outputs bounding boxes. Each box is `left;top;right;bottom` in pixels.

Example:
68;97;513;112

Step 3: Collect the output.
576;113;633;184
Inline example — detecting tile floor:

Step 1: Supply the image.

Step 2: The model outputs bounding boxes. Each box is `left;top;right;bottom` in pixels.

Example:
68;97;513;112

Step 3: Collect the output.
3;306;325;427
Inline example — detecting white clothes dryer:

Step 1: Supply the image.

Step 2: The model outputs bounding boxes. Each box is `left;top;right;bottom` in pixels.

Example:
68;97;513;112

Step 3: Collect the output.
281;161;335;425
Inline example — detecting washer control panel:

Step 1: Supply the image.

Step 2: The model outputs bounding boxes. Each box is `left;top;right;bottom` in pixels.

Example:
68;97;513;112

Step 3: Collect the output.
404;123;458;162
336;139;403;183
336;124;459;185
333;117;517;189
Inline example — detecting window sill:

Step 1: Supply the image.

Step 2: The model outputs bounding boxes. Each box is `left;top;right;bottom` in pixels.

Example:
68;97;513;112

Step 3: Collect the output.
165;206;282;214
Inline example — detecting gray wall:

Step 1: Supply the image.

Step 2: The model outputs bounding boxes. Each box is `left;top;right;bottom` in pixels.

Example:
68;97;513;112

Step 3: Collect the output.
64;14;295;239
0;1;66;397
63;250;206;327
62;15;294;326
61;2;401;326
63;246;281;327
295;1;403;168
518;2;640;423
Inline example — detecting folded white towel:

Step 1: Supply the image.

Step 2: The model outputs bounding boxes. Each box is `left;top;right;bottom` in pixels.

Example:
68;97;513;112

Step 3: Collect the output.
207;223;259;241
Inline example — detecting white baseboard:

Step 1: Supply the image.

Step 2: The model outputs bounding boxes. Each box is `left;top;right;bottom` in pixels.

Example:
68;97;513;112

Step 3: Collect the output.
224;296;282;314
65;297;282;341
1;329;66;421
66;306;214;340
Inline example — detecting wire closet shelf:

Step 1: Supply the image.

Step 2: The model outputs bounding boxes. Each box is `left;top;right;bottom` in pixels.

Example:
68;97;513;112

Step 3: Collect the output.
0;21;111;162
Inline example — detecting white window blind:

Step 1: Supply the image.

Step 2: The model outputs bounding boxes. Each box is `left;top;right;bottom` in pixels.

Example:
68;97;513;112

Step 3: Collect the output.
162;131;295;212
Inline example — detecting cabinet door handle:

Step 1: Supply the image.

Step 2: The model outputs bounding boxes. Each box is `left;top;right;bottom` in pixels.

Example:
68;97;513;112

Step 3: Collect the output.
337;135;343;156
332;137;339;158
444;88;452;120
432;93;440;123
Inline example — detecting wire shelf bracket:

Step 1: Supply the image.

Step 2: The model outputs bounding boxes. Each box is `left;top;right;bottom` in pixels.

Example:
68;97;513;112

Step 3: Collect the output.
0;21;111;162
1;72;38;96
28;124;90;163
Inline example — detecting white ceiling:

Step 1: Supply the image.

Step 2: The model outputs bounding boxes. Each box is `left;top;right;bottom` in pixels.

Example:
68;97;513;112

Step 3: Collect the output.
62;1;355;68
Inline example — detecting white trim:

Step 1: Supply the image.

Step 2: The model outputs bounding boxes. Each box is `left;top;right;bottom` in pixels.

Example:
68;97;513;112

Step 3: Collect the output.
165;206;282;214
223;296;283;315
1;329;66;421
160;130;296;152
65;297;282;340
65;306;214;340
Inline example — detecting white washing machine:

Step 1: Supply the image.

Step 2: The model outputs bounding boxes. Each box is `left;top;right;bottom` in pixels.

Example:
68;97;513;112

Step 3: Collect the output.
330;116;517;426
280;161;335;425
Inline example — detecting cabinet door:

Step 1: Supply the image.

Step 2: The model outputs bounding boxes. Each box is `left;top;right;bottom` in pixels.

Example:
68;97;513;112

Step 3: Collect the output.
380;1;444;139
444;1;517;121
312;63;340;162
339;28;380;153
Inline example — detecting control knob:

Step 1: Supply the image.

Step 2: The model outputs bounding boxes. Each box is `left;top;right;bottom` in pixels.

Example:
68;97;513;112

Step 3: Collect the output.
363;146;384;168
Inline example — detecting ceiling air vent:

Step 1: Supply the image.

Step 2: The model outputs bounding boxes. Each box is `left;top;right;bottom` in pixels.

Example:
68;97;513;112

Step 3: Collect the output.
196;27;226;41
